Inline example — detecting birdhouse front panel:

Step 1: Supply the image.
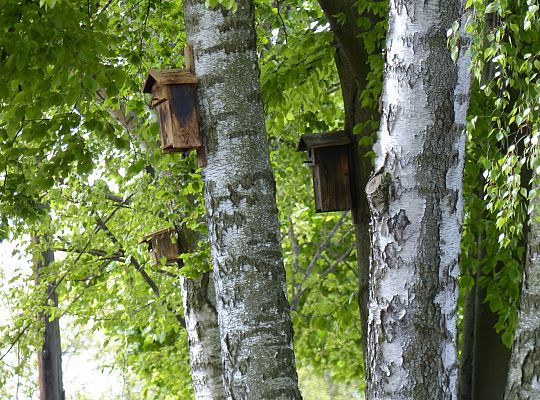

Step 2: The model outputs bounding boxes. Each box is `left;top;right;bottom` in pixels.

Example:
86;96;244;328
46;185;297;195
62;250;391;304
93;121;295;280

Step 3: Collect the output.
297;131;353;213
151;230;180;263
140;228;180;265
312;146;352;212
168;84;200;150
143;68;201;153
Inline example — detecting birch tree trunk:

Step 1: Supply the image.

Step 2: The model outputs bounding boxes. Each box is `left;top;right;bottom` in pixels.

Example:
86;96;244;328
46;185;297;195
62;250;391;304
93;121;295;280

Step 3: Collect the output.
180;272;225;400
365;0;470;397
505;172;540;399
183;1;302;398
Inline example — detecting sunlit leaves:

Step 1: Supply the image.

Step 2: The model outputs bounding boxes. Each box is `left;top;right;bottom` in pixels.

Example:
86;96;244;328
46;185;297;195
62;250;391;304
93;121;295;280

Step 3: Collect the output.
459;0;540;346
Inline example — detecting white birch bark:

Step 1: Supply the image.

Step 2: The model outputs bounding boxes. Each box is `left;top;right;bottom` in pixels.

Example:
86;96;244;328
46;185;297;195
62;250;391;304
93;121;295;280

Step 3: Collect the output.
505;167;540;400
183;1;302;399
180;272;225;400
365;0;470;397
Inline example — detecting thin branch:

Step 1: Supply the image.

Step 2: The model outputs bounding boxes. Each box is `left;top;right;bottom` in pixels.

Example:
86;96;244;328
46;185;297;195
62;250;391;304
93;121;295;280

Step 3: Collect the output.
105;193;126;203
48;194;134;294
291;245;355;311
95;217;186;327
97;0;115;15
288;218;301;300
96;217;123;250
155;268;180;279
300;212;348;283
0;325;30;361
53;247;111;258
275;0;289;42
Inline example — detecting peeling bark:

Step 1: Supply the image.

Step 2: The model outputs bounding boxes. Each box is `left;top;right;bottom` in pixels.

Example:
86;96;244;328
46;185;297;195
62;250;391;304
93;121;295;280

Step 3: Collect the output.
365;0;470;397
183;1;301;399
505;174;540;399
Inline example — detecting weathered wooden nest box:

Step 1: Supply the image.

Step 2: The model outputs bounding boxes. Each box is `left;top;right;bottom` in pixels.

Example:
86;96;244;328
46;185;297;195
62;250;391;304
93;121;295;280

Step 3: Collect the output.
142;69;201;153
297;131;352;213
140;227;180;264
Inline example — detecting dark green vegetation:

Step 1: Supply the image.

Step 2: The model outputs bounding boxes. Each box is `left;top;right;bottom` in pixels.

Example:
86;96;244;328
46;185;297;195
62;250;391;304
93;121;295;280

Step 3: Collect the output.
0;0;538;398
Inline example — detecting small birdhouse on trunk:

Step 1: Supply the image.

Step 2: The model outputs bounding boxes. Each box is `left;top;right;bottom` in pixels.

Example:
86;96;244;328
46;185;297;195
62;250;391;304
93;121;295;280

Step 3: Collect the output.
143;48;201;153
140;227;180;265
298;131;353;213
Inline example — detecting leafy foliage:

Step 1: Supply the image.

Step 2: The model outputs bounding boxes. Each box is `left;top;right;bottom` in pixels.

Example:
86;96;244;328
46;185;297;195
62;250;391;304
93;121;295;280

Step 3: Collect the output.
1;0;537;396
459;0;540;345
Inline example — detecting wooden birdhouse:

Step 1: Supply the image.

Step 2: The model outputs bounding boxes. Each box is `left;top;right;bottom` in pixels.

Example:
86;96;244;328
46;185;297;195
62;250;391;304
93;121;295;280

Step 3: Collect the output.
143;49;201;153
297;131;352;213
140;227;180;264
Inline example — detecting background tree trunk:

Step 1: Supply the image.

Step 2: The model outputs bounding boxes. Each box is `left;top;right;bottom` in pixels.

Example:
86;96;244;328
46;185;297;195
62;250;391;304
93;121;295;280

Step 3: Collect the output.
365;0;468;397
458;197;511;400
317;0;382;357
505;171;540;399
184;1;302;398
177;226;225;400
34;245;64;400
473;283;511;399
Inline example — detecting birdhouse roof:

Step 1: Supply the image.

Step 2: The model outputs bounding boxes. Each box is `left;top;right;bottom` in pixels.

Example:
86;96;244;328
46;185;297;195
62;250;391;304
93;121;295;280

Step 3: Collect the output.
142;69;197;93
139;227;177;244
297;131;350;151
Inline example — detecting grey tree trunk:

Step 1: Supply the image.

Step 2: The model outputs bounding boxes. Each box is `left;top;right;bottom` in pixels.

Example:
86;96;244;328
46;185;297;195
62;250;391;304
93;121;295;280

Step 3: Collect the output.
505;177;540;399
183;1;302;399
365;0;470;397
34;247;64;400
180;272;225;400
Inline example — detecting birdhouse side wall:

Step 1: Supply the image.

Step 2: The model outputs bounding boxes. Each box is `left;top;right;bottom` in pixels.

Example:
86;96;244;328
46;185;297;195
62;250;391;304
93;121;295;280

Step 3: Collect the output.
155;100;174;150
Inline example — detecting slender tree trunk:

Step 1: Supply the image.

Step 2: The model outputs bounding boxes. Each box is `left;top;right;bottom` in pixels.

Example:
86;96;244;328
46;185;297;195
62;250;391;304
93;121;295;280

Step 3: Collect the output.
184;1;302;399
365;0;469;397
180;272;225;400
459;194;510;400
34;245;64;400
473;283;511;399
505;172;540;399
175;225;225;400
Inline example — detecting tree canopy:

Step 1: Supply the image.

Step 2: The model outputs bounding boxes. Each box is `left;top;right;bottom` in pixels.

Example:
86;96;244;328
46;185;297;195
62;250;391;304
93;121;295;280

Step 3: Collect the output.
0;0;538;398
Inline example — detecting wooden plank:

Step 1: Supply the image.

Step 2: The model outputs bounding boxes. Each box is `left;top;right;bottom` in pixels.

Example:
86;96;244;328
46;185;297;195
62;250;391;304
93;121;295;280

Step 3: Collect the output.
313;146;352;212
297;130;349;151
140;227;177;243
143;69;197;93
184;46;195;74
169;84;201;150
